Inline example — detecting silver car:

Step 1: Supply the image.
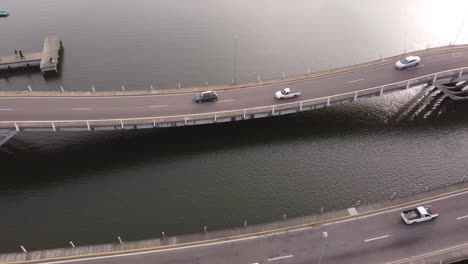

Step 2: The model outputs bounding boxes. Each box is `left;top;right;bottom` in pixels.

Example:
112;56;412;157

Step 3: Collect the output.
395;56;421;70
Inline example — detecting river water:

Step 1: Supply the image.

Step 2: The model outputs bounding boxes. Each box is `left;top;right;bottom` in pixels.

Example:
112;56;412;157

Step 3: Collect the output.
1;0;468;253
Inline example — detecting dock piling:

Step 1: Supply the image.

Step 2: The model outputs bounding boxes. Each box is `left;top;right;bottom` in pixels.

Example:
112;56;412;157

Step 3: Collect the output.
20;246;27;253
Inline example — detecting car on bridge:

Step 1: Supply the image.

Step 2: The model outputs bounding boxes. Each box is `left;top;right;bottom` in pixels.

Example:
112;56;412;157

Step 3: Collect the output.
195;91;218;103
401;205;439;224
275;88;301;99
395;56;421;70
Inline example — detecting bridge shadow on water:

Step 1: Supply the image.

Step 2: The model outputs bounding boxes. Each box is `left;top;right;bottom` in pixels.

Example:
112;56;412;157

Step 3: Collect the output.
1;89;468;192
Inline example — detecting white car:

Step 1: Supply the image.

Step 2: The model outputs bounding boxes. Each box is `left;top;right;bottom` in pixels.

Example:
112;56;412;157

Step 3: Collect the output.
275;88;301;99
395;56;421;70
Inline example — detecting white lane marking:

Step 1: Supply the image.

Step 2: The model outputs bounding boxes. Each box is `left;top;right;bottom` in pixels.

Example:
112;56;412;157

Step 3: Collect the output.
71;108;93;111
38;236;260;264
268;254;294;261
364;235;389;243
456;215;468;220
218;99;236;103
347;78;364;83
148;105;168;108
0;108;12;111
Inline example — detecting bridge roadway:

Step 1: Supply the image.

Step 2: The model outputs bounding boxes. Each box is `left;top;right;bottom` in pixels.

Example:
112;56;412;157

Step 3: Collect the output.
1;47;468;126
15;188;468;264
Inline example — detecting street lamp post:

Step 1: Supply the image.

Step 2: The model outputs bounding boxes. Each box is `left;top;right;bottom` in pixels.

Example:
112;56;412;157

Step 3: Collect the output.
318;231;328;264
234;35;238;85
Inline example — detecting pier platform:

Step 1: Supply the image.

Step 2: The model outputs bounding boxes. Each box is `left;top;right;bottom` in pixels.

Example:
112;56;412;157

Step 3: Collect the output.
0;35;62;74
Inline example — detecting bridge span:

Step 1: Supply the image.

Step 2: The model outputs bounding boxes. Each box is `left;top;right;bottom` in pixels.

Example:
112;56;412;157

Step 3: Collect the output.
1;45;468;141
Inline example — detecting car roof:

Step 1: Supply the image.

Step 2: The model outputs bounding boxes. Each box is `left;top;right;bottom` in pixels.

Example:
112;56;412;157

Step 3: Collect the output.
200;91;216;95
405;56;420;60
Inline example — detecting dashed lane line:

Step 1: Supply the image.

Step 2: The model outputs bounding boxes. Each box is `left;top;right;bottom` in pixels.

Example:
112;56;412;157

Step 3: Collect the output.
267;255;294;262
148;105;169;108
364;235;389;243
218;99;236;103
347;78;364;83
456;215;468;220
0;108;12;111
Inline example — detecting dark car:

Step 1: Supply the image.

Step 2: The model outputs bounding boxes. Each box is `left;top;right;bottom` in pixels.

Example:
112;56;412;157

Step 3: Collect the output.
195;91;218;103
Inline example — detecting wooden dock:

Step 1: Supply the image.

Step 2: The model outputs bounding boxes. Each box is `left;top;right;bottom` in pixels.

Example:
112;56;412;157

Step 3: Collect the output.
0;35;62;74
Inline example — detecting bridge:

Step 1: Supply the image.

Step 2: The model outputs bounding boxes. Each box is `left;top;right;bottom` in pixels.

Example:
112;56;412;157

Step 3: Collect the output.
2;182;468;264
1;45;468;147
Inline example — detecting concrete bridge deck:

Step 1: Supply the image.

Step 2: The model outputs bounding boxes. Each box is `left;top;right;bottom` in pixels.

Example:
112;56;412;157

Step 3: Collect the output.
2;179;468;264
1;45;468;133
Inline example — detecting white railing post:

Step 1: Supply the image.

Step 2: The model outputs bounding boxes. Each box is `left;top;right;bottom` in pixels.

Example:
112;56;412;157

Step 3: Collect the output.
300;101;303;111
14;122;19;132
150;85;154;91
86;121;91;131
243;110;246;119
380;86;384;96
433;74;437;82
120;120;124;129
121;85;125;92
327;97;330;106
459;69;464;78
184;117;187;125
272;106;275;115
91;86;96;92
153;119;156;127
354;91;358;101
406;80;410;89
60;86;65;92
51;122;56;131
214;114;217;122
27;85;32;92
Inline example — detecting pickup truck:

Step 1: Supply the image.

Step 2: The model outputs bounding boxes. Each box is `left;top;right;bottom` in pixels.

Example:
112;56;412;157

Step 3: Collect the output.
275;88;301;99
401;205;439;224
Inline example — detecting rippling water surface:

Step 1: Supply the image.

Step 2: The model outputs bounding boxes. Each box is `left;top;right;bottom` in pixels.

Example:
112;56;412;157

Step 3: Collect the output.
1;0;468;252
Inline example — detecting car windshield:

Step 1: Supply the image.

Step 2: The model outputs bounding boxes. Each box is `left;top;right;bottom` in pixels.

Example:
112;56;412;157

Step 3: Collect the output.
281;89;289;95
401;59;409;64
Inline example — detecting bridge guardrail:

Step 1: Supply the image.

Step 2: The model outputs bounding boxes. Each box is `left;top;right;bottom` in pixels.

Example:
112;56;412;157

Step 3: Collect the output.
0;67;467;131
